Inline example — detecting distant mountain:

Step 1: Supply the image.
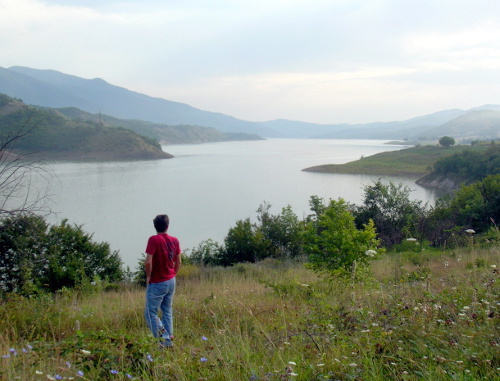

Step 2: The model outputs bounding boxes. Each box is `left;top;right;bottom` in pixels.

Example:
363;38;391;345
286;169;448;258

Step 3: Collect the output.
0;66;277;137
1;65;499;140
412;110;500;141
0;94;172;161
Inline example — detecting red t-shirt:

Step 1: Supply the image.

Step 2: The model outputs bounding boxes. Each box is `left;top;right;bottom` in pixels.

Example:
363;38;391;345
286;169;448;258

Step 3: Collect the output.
145;233;181;283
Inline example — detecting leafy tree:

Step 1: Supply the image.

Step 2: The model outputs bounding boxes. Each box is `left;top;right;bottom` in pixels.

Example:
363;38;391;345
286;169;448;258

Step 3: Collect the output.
432;144;499;181
425;174;500;246
354;181;427;247
0;215;123;294
189;239;224;266
220;218;268;266
43;220;123;292
0;214;48;294
304;197;382;277
439;136;455;147
256;202;303;258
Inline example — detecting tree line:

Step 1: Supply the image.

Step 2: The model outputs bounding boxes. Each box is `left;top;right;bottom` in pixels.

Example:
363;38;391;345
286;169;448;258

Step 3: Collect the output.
188;174;499;269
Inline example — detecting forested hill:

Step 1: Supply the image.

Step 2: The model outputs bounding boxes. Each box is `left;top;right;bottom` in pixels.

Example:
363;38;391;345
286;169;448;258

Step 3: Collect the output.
0;94;172;161
53;107;263;145
416;143;500;191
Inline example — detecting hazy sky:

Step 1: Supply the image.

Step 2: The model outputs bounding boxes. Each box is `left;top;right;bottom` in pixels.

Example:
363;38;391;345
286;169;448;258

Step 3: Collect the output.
2;0;500;124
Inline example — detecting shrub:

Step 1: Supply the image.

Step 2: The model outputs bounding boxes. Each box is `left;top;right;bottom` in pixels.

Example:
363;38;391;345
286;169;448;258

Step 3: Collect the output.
353;180;427;247
304;197;382;277
0;215;123;295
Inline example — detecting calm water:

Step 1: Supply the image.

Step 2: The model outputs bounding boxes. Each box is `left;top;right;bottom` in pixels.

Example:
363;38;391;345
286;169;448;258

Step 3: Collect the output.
39;139;441;268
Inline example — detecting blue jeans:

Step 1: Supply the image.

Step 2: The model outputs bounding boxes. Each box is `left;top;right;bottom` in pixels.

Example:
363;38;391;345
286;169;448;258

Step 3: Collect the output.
144;277;176;343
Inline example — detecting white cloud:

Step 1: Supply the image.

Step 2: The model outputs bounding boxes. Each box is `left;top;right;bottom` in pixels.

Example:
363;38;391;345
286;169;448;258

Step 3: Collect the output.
1;0;500;123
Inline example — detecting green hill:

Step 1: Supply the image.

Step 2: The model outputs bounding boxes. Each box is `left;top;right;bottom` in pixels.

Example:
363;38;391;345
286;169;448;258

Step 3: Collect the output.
303;145;490;177
51;107;263;144
0;94;172;161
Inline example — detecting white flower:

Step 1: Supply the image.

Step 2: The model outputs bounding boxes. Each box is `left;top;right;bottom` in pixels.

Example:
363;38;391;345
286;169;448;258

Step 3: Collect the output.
80;349;91;355
406;238;417;242
288;361;297;366
365;250;377;257
349;363;358;367
465;229;475;234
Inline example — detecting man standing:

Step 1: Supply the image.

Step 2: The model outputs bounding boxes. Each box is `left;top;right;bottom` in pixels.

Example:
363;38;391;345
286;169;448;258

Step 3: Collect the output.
144;214;182;348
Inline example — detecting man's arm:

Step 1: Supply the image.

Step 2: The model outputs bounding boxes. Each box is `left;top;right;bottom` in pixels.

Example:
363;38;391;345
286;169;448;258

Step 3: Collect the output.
144;254;153;284
174;253;182;273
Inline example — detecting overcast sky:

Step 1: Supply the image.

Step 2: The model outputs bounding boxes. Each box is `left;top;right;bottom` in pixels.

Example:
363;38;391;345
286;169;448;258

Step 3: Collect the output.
1;0;500;124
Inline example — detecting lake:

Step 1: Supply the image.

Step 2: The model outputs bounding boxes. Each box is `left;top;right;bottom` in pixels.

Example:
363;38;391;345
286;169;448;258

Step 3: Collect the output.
39;139;442;268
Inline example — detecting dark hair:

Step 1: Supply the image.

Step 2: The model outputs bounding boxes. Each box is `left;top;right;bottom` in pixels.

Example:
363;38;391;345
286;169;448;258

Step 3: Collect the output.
153;214;169;233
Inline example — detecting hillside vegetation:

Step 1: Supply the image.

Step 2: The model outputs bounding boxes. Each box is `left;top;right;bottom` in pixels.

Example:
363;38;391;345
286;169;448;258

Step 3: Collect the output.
417;144;500;190
1;244;498;380
53;107;263;144
0;94;172;160
303;145;490;177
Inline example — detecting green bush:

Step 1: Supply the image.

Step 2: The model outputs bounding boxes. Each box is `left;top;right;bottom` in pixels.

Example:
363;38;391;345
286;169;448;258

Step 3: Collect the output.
353;180;427;247
304;197;382;277
0;215;123;295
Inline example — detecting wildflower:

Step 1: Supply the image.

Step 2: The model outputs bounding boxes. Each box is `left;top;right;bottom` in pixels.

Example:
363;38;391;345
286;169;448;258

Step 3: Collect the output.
22;348;28;353
47;376;56;380
2;354;9;359
9;348;17;356
288;361;297;366
36;371;44;375
202;336;208;341
317;364;325;367
491;265;497;269
406;238;417;242
77;371;84;377
465;229;475;234
110;369;119;374
55;375;63;380
289;373;298;376
80;349;91;355
27;344;33;350
66;361;71;368
361;329;370;333
146;354;154;362
126;374;133;379
200;357;208;362
365;250;377;257
349;363;357;367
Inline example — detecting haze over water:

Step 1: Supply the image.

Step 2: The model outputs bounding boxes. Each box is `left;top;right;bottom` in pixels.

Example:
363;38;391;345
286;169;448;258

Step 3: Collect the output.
44;139;442;268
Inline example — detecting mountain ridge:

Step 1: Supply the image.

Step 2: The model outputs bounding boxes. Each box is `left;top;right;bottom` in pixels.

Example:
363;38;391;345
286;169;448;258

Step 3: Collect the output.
1;66;499;140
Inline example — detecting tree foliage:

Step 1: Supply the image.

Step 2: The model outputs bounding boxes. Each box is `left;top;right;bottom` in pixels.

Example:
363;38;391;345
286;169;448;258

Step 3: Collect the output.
304;198;382;276
432;144;499;181
426;174;500;246
353;181;427;246
439;136;455;147
0;215;123;294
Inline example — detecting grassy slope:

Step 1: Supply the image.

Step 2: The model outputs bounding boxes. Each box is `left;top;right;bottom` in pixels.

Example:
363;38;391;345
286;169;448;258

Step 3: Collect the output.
1;243;498;380
303;145;489;177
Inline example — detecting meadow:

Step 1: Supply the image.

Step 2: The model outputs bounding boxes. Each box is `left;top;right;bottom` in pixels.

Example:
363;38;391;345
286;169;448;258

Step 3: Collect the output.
1;243;498;381
303;145;490;176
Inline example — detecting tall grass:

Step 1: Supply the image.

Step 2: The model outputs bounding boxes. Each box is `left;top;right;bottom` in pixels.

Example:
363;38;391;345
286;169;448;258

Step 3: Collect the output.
1;246;498;380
